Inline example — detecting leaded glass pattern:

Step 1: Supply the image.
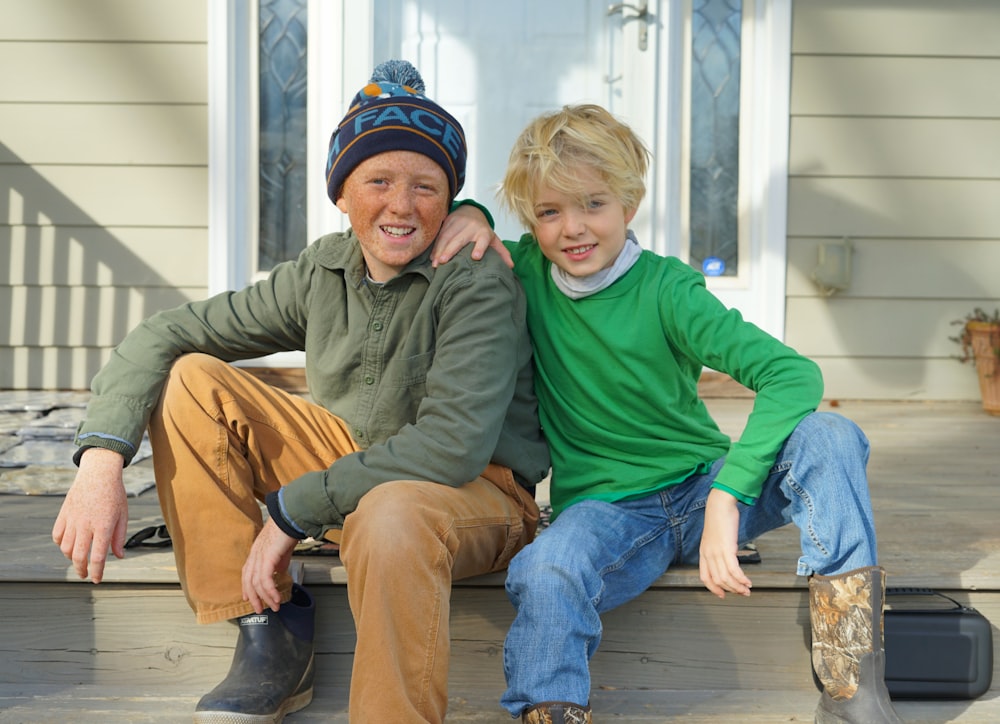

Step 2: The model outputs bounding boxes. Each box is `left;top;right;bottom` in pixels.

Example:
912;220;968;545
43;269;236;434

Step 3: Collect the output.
259;0;308;271
689;0;741;277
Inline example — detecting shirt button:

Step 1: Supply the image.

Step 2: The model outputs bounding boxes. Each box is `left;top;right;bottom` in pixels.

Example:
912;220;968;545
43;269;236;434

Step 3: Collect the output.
364;375;375;385
372;321;383;331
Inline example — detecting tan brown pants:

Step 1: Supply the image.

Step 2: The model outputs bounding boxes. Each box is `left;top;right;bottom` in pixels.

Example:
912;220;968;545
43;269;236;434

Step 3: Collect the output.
147;353;539;723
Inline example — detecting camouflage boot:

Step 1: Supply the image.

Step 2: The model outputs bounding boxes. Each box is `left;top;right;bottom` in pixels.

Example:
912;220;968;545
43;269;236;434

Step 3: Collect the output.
522;701;592;724
810;566;904;723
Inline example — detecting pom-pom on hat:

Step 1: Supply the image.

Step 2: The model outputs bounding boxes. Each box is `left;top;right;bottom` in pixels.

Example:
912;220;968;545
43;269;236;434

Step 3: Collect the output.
325;60;467;202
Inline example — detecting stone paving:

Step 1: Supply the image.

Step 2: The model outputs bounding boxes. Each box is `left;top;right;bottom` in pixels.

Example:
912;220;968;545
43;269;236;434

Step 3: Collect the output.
0;390;155;497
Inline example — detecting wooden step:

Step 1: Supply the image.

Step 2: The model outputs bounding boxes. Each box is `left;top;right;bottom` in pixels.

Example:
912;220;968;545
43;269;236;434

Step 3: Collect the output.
3;687;1000;723
2;399;999;720
3;576;999;722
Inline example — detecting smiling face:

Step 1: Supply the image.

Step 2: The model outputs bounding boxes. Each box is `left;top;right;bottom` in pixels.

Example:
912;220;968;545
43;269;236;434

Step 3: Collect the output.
531;164;637;278
335;150;450;282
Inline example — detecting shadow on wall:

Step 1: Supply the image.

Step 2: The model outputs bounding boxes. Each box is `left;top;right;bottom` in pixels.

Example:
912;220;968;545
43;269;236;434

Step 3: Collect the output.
0;142;193;390
784;165;999;400
784;6;1000;399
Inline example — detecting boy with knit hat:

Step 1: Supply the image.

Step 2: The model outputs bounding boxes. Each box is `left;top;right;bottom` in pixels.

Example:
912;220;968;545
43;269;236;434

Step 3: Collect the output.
435;104;903;723
52;60;548;723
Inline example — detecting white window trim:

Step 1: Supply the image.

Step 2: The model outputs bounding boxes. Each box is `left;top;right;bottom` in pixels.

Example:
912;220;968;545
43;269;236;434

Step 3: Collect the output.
208;0;375;298
745;0;792;341
208;1;375;367
650;0;791;340
208;0;253;296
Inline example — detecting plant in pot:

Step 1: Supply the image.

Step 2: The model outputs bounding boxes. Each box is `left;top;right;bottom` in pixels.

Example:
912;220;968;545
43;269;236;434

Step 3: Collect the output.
950;307;1000;416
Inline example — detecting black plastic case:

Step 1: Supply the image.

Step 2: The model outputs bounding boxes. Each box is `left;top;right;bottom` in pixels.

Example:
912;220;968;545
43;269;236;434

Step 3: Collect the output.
884;588;994;699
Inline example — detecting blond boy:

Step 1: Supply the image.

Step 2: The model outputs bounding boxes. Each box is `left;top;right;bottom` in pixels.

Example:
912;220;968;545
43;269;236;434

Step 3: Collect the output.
438;104;901;724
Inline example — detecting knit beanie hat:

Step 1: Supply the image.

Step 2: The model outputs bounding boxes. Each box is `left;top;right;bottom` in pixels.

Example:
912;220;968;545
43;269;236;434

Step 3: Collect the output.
325;60;467;202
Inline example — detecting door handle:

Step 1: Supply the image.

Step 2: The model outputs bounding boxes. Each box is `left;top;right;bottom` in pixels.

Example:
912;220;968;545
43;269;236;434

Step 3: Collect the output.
608;1;650;51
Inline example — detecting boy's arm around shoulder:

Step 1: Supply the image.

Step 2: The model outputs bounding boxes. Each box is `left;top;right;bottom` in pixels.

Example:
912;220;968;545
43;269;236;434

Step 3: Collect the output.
432;202;513;268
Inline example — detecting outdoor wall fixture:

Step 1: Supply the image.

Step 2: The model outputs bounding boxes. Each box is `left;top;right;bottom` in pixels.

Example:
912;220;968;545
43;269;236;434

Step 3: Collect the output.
812;236;854;296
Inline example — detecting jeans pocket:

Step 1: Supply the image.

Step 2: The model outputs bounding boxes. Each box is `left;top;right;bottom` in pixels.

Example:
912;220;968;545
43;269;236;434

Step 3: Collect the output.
481;463;540;570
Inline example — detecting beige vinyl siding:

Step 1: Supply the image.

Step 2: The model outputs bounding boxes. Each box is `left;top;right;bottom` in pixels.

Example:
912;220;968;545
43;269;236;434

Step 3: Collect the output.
0;0;208;390
787;0;1000;401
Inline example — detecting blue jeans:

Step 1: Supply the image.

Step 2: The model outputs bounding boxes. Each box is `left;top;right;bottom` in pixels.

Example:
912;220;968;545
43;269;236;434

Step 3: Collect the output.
501;412;878;715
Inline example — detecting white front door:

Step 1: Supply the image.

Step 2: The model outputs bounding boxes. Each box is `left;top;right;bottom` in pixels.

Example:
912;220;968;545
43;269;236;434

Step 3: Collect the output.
331;0;792;338
346;0;646;243
210;0;791;341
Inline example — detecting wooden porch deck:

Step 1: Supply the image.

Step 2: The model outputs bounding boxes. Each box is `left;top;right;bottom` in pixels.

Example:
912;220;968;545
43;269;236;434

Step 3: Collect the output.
1;397;998;722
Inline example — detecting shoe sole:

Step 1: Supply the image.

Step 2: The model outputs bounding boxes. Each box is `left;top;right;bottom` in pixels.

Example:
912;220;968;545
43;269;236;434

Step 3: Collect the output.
192;685;313;724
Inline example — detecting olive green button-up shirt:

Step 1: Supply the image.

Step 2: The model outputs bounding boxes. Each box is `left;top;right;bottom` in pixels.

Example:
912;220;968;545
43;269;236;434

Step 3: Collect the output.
76;230;550;539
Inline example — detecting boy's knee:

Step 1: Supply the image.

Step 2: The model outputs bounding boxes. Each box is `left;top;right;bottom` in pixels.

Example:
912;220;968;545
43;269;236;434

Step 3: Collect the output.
160;353;225;404
165;353;226;385
795;411;868;451
507;534;585;590
344;481;450;553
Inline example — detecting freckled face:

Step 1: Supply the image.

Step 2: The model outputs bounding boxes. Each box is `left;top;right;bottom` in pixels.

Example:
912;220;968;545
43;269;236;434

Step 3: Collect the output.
336;150;450;282
532;165;636;278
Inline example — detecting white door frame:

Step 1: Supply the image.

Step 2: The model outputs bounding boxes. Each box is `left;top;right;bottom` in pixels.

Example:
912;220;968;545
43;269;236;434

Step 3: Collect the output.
642;0;792;341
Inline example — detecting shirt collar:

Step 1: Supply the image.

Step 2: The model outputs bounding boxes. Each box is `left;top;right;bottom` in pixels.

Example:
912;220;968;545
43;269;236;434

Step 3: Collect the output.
313;229;436;287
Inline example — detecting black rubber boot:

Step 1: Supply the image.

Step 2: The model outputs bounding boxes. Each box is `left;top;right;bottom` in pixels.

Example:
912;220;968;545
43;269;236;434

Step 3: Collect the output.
810;567;904;723
194;584;315;723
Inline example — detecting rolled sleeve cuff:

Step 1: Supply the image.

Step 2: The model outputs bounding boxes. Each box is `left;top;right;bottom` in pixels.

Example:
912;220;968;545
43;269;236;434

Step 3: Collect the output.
450;198;495;228
710;481;757;506
277;470;345;539
265;488;309;540
73;434;137;467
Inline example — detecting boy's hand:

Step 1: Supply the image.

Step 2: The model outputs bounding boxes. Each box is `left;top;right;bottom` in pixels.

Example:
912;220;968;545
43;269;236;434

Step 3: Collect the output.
52;447;129;584
242;518;297;614
699;488;753;599
432;204;512;268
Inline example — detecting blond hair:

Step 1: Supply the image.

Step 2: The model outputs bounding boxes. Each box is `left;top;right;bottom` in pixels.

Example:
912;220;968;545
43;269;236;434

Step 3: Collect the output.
500;104;650;230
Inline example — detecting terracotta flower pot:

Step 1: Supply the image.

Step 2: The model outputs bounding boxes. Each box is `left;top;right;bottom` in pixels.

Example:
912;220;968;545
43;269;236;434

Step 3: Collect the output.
966;321;1000;415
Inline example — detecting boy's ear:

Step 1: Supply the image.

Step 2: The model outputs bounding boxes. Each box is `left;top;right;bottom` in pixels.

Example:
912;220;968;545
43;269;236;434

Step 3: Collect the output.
625;207;638;225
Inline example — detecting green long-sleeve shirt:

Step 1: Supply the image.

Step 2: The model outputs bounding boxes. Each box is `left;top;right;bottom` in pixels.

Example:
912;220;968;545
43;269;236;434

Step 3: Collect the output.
76;231;549;538
507;236;822;516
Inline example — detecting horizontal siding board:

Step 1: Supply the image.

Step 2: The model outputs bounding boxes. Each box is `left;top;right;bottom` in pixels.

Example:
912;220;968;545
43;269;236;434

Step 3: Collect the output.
0;346;113;390
4;166;208;227
2;227;209;287
0;0;207;42
0;42;206;103
816;358;982;401
789;117;1000;179
787;178;1000;239
789;0;1000;403
1;286;203;347
787;238;1000;300
792;0;1000;57
0;105;207;166
784;297;988;359
790;56;1000;118
0;0;210;392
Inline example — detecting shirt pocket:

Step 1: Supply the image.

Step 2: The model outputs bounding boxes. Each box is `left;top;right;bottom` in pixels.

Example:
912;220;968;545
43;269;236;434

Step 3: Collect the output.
382;349;434;389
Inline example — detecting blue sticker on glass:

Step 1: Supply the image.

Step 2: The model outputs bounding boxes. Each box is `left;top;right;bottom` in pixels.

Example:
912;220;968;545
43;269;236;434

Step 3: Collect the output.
702;256;725;276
